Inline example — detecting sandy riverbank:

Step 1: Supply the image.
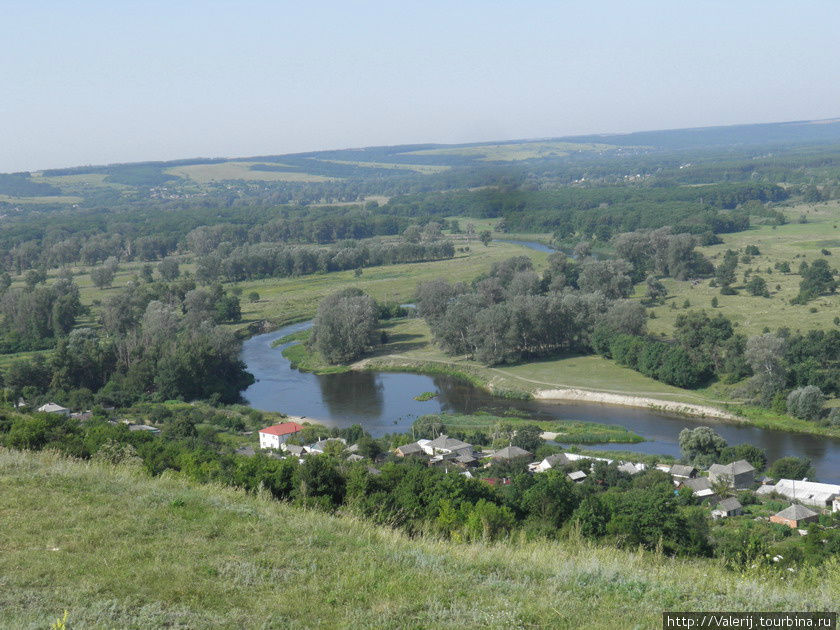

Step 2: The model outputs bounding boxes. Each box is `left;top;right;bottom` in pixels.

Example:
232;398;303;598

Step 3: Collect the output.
533;388;743;422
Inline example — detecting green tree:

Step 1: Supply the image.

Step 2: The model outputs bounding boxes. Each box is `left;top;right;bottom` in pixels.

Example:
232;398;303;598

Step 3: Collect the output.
479;230;492;247
719;443;767;471
768;456;814;480
312;289;379;364
678;426;727;467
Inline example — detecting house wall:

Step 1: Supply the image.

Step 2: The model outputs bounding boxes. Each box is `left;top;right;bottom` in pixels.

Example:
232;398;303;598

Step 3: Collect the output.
259;433;281;450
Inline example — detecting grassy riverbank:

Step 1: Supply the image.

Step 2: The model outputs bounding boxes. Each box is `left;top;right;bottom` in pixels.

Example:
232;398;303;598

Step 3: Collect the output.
418;413;645;444
2;448;836;629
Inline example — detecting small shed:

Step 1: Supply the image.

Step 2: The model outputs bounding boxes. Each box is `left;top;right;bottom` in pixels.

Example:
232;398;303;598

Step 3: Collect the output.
711;497;743;519
567;470;587;483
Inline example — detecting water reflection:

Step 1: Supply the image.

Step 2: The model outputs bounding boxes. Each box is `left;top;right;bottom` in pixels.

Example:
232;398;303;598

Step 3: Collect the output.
317;371;384;419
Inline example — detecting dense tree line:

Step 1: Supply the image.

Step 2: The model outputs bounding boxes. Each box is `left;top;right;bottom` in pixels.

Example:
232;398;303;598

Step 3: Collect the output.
0;273;82;352
195;240;455;283
2;277;252;407
416;253;651;365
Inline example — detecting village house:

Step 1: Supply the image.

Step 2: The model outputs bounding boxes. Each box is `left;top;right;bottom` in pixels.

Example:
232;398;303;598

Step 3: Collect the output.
309;437;347;454
770;504;819;529
530;453;570;473
490;445;532;462
833;496;840;513
617;462;644;475
681;477;716;500
128;424;160;434
711;497;743;519
395;441;427;457
258;422;304;450
669;464;697;481
567;470;587;483
708;459;755;489
423;435;473;457
757;479;840;509
36;402;70;416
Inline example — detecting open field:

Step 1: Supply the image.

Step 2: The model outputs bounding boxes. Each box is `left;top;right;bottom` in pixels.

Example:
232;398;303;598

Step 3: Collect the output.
0;193;83;204
233;241;549;327
166;161;334;183
647;200;840;336
318;159;450;174
405;140;617;161
1;448;835;629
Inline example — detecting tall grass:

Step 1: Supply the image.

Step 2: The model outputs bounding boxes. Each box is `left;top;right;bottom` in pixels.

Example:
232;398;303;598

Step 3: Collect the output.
0;448;836;629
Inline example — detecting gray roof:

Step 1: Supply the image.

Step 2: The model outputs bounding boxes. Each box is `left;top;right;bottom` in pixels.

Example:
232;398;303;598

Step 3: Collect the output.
716;497;742;512
426;434;472;452
568;470;587;481
346;453;365;462
284;444;308;456
311;438;346;451
683;477;713;492
397;442;424;455
455;453;477;464
669;465;696;477
710;460;755;476
775;504;818;521
491;445;532;460
543;453;570;467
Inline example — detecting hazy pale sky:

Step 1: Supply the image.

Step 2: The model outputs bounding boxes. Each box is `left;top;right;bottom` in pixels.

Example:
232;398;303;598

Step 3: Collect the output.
2;0;840;172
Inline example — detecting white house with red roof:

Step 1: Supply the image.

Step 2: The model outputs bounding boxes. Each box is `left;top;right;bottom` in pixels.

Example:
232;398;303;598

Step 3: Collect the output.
258;422;304;450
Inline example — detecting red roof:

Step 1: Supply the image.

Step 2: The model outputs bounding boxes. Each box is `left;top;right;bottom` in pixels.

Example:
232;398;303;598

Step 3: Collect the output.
259;422;304;437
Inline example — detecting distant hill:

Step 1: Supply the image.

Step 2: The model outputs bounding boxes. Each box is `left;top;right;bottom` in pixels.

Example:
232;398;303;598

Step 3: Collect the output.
3;116;839;206
0;448;835;628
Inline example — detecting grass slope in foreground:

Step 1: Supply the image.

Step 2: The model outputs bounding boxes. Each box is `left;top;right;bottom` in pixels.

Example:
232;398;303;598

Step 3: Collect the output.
1;449;837;629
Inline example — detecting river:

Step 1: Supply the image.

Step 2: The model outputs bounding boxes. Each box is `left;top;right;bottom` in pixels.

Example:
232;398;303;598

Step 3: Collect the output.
242;238;840;482
241;323;840;482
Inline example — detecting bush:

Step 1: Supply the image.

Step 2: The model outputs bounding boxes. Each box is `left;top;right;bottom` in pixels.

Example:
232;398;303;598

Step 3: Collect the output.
786;386;823;421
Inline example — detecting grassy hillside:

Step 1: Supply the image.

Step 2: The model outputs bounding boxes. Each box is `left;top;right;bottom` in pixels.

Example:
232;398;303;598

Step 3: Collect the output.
1;448;837;629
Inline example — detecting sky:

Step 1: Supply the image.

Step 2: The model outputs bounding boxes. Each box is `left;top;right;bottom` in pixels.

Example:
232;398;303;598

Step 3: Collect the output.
2;0;840;173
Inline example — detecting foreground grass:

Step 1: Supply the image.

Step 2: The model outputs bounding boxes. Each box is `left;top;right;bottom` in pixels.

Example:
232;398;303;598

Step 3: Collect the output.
1;448;837;629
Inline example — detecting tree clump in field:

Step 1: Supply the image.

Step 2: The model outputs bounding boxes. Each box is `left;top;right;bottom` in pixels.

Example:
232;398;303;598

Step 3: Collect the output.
745;275;769;297
312;288;379;364
715;249;739;294
90;257;120;289
792;259;837;304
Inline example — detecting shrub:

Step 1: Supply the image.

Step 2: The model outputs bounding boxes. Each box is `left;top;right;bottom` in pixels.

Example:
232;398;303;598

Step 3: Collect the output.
786;385;823;421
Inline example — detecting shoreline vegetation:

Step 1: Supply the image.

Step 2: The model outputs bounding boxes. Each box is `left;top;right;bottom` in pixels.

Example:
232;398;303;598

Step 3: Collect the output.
417;412;645;444
275;327;840;440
